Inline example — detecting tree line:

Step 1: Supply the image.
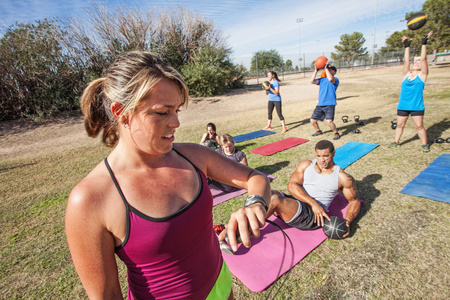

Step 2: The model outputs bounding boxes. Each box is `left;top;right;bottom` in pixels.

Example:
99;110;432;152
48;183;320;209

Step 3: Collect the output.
249;0;448;74
1;0;447;121
0;5;244;121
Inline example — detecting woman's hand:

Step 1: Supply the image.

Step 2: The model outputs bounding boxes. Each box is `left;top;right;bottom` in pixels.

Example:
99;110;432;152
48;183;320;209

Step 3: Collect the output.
221;203;266;252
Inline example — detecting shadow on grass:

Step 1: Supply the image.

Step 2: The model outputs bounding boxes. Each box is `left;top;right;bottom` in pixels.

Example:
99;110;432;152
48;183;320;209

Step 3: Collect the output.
337;95;359;101
338;116;383;137
284;118;311;131
236;142;257;152
400;118;450;146
350;173;382;237
256;161;290;175
0;162;37;173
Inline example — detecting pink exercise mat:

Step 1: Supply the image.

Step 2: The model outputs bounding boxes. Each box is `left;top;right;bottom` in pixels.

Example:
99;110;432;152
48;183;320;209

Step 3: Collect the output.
222;194;361;292
211;174;276;206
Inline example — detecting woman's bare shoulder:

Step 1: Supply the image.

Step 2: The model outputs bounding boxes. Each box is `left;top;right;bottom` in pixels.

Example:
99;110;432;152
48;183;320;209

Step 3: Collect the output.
68;161;113;210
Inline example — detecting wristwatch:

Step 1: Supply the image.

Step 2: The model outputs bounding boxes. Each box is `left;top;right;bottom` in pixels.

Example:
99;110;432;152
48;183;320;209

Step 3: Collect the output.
244;195;268;211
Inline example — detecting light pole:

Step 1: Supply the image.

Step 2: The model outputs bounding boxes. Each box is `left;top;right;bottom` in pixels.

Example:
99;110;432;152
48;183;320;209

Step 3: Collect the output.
371;0;378;65
297;18;303;72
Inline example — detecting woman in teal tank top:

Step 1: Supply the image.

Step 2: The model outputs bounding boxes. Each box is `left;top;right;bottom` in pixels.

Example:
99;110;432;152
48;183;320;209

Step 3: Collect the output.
389;31;433;153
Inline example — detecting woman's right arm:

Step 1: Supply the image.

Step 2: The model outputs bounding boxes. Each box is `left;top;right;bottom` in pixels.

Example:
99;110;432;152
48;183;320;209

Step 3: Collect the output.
65;185;124;299
402;36;411;75
199;133;208;144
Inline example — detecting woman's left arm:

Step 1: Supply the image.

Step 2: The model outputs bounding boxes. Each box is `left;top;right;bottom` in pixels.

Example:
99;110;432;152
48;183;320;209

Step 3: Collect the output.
176;144;271;250
420;31;433;80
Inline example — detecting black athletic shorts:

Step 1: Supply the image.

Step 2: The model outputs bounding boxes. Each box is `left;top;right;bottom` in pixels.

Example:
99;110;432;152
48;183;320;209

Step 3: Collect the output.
397;109;425;117
311;105;336;121
281;194;321;230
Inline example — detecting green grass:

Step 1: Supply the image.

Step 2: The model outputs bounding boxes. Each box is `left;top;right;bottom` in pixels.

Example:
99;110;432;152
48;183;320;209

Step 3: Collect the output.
1;64;449;299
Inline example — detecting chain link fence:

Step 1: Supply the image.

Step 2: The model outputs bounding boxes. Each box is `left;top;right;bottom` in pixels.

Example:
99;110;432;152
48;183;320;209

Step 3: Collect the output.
233;49;429;83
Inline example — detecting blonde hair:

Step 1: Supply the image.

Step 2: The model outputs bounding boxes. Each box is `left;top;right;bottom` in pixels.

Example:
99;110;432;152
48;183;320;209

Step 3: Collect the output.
80;51;189;147
220;134;234;145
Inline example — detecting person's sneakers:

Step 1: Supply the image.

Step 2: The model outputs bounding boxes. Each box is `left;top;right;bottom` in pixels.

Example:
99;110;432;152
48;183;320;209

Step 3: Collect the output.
281;127;287;133
388;142;400;148
312;130;323;136
333;133;340;140
422;144;430;153
263;126;272;130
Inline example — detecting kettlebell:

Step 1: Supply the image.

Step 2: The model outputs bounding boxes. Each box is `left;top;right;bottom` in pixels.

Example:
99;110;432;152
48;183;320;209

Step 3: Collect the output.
447;137;450;143
353;128;361;134
391;119;397;130
354;115;360;122
357;121;365;126
342;115;349;123
435;137;445;143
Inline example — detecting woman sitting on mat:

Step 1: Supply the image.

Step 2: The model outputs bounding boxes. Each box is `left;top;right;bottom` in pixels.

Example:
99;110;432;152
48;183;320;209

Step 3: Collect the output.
65;51;271;300
209;134;248;192
200;122;221;150
263;71;287;133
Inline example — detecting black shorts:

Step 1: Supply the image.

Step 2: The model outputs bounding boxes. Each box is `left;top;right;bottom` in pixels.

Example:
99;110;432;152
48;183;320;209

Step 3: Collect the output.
397;109;424;117
311;105;336;121
282;194;320;230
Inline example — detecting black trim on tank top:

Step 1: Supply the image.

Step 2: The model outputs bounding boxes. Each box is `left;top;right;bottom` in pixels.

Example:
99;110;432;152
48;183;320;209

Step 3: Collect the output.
104;157;131;251
104;149;203;250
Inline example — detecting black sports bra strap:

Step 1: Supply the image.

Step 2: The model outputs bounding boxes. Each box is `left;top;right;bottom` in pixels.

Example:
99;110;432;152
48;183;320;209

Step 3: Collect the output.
104;158;129;207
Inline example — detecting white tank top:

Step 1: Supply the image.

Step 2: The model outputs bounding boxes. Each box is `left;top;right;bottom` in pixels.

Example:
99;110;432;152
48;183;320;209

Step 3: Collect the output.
303;159;340;209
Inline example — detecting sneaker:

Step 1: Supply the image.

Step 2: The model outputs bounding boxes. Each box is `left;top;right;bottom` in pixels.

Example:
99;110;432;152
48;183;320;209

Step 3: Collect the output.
388;142;400;148
281;127;287;133
422;144;430;153
263;126;272;130
333;133;340;140
312;130;323;136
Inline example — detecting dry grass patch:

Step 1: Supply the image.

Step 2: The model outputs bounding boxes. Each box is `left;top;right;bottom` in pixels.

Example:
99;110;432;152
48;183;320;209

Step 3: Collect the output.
1;64;449;299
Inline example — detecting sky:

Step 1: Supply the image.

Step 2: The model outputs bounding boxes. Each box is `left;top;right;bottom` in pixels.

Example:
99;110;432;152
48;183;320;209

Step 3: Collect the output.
0;0;425;67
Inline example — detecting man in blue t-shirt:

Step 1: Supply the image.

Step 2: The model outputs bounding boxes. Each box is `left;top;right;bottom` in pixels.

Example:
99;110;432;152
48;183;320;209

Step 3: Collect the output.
309;63;340;140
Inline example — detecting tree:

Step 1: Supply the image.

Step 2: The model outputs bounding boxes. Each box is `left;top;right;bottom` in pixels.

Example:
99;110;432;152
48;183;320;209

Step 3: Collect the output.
181;46;243;97
0;19;84;120
331;32;368;66
419;0;450;63
285;59;293;72
64;4;240;93
380;31;408;62
250;50;284;75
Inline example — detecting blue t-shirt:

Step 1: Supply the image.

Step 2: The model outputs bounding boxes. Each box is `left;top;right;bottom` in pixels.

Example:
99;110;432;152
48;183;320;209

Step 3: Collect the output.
267;80;281;102
397;74;425;111
317;77;339;106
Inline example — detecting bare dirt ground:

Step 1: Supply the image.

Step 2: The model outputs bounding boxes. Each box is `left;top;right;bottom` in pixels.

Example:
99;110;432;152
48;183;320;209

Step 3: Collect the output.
0;72;317;157
0;64;446;158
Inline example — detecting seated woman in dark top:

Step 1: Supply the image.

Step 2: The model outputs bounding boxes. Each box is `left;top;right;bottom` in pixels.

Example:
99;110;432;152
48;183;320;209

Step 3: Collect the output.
208;134;248;192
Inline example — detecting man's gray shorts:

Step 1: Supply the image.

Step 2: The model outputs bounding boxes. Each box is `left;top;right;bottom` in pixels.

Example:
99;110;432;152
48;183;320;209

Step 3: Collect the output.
311;105;336;121
283;194;321;230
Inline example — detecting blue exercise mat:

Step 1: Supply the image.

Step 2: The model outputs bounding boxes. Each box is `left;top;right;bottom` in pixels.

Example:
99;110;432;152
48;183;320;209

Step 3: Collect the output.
400;154;450;204
233;130;275;143
334;141;379;169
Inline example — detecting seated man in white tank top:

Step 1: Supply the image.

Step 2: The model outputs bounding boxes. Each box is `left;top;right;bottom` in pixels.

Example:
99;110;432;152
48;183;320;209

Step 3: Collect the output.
265;140;360;238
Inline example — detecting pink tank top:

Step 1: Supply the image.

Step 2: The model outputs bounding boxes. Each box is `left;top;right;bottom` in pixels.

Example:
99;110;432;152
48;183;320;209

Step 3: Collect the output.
105;150;222;299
